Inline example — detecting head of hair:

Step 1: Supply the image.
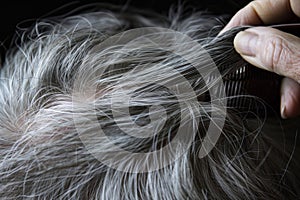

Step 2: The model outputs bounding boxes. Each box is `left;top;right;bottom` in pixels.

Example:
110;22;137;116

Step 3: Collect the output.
0;3;299;200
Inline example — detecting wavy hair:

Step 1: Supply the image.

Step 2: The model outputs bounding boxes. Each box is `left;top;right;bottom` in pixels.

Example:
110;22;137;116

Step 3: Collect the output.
0;3;299;200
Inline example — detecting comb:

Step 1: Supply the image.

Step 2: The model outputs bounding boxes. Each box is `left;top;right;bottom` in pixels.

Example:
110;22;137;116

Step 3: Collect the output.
205;23;300;118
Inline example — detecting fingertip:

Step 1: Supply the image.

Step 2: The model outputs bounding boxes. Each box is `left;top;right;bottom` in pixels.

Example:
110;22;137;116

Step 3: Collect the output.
233;30;258;56
280;78;300;119
218;24;233;36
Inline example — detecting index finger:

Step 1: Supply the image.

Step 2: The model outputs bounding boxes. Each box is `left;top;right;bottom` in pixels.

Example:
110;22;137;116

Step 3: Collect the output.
220;0;300;34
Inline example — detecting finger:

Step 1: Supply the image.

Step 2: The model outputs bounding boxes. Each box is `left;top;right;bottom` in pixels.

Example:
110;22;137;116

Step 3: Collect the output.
281;77;300;118
220;0;300;35
233;27;300;82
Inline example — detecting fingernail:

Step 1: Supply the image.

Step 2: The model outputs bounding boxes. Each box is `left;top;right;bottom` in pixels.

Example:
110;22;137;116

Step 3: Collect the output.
234;31;258;56
281;95;287;119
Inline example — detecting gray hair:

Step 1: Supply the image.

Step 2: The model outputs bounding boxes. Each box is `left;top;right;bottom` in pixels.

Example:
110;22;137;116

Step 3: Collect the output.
0;4;299;200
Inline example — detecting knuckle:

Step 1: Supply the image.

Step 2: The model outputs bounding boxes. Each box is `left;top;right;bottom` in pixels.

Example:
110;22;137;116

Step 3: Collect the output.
248;1;262;9
248;1;263;20
264;36;289;72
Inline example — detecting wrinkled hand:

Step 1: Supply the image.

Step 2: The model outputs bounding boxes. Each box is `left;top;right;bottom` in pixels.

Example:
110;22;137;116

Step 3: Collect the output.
221;0;300;119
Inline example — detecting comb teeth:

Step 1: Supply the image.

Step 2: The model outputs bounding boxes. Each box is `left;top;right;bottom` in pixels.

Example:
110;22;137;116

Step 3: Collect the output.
223;64;282;117
202;26;283;117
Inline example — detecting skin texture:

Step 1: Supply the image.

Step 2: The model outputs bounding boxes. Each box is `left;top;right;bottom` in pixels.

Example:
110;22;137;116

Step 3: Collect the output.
221;0;300;119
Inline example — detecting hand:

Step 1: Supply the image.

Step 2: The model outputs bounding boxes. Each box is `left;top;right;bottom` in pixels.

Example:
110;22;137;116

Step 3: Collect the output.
220;0;300;119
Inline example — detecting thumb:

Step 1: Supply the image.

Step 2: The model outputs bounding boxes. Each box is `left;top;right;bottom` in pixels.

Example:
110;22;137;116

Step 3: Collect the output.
233;27;300;83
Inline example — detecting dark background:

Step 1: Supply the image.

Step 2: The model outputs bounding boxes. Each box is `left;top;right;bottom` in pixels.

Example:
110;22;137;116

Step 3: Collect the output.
0;0;251;57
